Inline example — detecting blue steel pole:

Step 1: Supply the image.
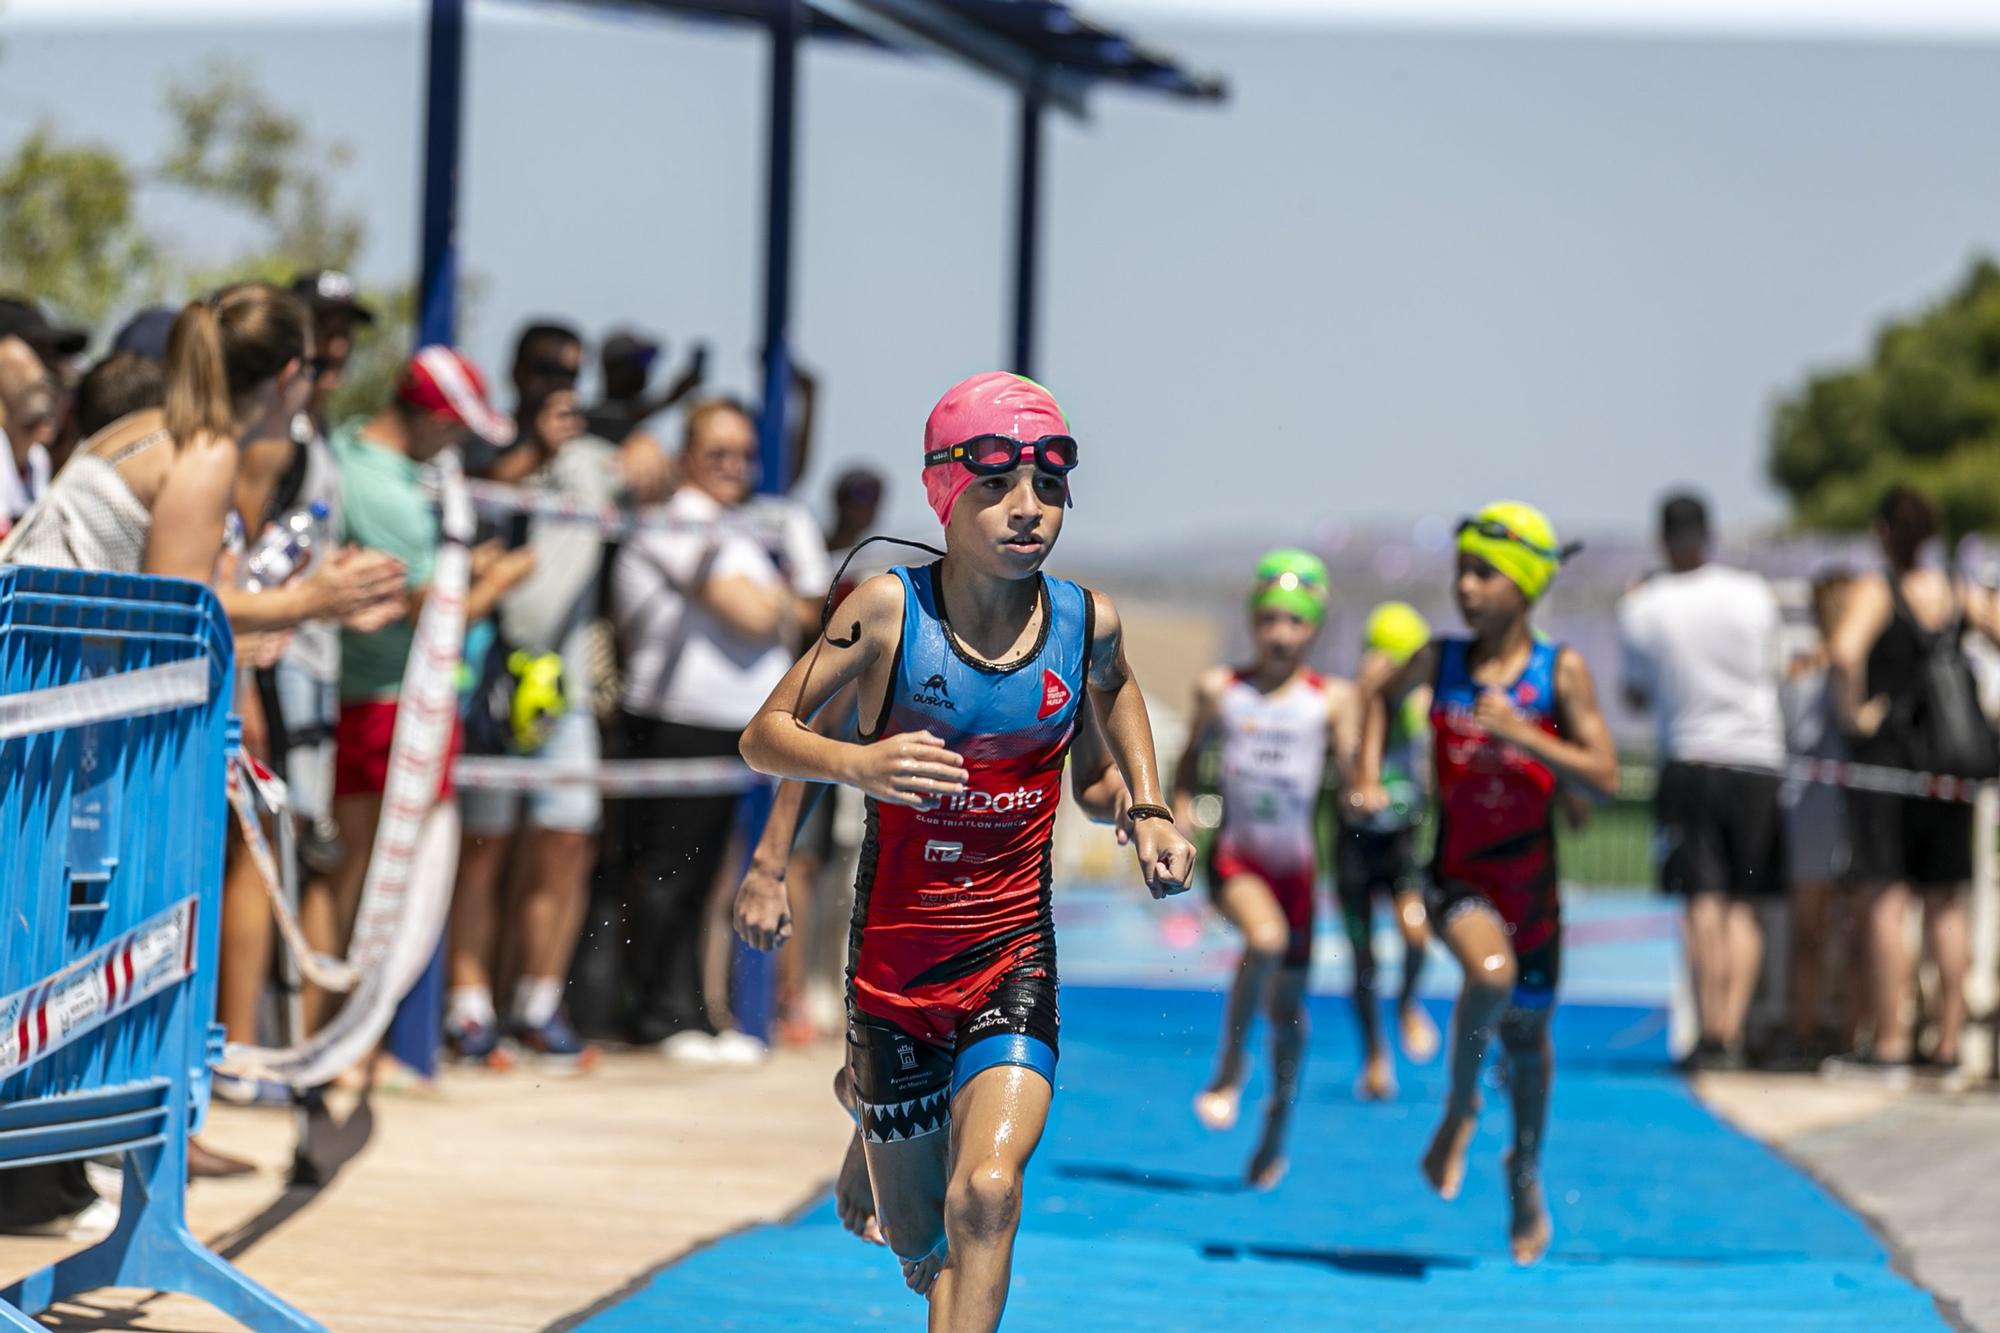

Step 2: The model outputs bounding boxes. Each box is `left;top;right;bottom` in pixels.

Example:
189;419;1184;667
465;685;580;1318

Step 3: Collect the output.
416;0;466;349
730;0;804;1048
1010;83;1045;378
389;0;465;1079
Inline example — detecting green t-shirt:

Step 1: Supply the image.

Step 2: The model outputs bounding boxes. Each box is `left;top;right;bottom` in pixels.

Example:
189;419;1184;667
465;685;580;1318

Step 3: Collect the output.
331;418;437;703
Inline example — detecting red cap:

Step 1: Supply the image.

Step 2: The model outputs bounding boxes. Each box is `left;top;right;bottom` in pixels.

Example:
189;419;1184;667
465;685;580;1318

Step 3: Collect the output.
922;372;1069;524
396;345;515;446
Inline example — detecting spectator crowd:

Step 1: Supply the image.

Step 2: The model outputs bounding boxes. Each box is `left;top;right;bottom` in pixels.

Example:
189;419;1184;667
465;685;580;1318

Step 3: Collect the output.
0;278;881;1233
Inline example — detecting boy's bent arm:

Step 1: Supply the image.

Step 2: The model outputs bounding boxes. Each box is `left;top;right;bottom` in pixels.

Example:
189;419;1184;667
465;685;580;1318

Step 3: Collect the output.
1086;591;1195;896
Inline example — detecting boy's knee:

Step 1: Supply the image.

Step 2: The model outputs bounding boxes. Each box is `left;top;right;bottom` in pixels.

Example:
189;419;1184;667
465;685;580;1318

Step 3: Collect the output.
947;1162;1023;1244
1244;927;1290;965
1468;950;1518;1001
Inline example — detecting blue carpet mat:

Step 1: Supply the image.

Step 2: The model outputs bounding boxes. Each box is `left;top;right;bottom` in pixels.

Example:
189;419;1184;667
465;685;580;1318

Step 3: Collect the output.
571;985;1940;1331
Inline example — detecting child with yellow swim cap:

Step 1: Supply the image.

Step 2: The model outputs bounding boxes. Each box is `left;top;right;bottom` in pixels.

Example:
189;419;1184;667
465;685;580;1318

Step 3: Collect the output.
1336;602;1441;1102
1350;500;1618;1267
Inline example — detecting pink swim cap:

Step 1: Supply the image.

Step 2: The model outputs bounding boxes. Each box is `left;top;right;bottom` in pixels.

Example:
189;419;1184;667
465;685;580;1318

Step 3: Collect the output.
922;371;1069;524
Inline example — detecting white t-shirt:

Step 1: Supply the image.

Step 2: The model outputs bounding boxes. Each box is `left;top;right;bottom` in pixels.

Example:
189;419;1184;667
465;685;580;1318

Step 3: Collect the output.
1619;562;1785;771
612;485;792;730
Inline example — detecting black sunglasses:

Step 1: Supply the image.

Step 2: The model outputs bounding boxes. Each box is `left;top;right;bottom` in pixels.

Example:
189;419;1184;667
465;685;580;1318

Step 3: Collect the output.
922;433;1079;477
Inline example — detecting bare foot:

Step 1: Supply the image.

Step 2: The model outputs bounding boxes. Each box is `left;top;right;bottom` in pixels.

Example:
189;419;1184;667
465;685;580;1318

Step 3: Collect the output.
1194;1084;1242;1132
1420;1107;1478;1200
1247;1119;1289;1191
902;1239;948;1296
834;1131;884;1246
1400;1004;1440;1064
1356;1051;1396;1102
1506;1153;1552;1265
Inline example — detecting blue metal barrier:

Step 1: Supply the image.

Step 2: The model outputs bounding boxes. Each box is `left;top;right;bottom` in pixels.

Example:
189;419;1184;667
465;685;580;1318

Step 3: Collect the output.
0;568;318;1332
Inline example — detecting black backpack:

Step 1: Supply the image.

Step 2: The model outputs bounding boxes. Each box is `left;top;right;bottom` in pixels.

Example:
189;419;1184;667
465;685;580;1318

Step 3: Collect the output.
1890;581;2000;780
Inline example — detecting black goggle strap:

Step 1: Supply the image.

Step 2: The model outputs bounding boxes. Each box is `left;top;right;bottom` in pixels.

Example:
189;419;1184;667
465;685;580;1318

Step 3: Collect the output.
789;534;949;729
1456;517;1586;565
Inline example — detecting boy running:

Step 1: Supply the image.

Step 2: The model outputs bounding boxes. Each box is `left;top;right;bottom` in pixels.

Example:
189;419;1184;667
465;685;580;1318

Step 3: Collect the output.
738;372;1194;1331
1172;550;1353;1189
1351;501;1617;1266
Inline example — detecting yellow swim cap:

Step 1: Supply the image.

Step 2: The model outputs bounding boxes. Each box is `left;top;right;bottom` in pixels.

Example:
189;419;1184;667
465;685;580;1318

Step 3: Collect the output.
1455;500;1567;602
1363;602;1430;664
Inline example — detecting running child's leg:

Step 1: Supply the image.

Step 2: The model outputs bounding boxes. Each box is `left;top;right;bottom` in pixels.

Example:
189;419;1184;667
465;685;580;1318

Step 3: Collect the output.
848;1017;954;1291
830;1067;884;1246
1498;1004;1555;1264
1335;836;1390;1097
1197;874;1289;1130
1424;899;1517;1200
1392;886;1438;1061
1249;965;1309;1189
930;1062;1054;1333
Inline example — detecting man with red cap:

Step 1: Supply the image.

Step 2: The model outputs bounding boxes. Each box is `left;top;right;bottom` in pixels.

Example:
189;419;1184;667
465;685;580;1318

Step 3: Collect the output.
740;371;1196;1330
307;347;538;1058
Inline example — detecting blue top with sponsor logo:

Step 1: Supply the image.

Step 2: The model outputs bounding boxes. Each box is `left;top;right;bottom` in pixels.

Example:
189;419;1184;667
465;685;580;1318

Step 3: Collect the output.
879;562;1091;760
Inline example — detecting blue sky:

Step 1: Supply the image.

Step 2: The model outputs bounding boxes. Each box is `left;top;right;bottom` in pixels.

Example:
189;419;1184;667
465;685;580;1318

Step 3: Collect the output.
4;1;1999;557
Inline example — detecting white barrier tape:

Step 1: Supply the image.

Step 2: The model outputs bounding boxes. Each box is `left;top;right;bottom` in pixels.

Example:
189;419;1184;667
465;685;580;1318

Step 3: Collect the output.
225;756;359;994
451;754;758;796
0;655;211;741
0;897;197;1080
226;457;472;1089
432;476;789;544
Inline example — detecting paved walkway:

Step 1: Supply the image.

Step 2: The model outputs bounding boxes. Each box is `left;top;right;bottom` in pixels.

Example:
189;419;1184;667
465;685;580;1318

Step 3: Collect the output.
0;1046;850;1332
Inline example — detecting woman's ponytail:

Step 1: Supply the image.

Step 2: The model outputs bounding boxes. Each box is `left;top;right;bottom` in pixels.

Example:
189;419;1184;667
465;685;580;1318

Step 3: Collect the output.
163;298;235;449
161;282;309;450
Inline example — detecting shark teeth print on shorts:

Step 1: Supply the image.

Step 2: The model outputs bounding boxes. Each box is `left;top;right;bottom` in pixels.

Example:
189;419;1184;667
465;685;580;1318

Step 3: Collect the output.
861;1087;952;1143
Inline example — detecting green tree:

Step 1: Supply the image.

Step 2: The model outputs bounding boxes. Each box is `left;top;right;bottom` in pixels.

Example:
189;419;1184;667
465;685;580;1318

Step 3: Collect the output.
1770;258;2000;536
0;58;409;416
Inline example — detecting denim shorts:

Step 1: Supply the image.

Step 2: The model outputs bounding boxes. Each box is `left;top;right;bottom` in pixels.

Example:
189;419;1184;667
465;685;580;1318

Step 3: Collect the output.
459;708;603;835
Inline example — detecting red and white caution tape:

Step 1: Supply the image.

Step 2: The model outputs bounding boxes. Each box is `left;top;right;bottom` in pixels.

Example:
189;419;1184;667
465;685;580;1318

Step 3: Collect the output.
450;754;758;796
0;897;198;1080
225;754;360;994
1783;755;1990;804
440;477;788;544
0;655;211;741
227;455;473;1089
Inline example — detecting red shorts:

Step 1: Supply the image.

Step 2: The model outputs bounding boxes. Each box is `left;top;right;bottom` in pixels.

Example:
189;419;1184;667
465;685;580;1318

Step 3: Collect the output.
1207;838;1317;968
333;700;461;802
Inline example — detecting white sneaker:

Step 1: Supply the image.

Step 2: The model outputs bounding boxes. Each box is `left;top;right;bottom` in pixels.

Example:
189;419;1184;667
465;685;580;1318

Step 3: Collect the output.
708;1030;769;1066
3;1196;119;1240
660;1030;720;1064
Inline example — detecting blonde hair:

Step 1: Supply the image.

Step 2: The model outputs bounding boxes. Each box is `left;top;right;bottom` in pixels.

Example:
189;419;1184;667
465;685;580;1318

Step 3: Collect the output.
163;281;309;449
681;395;755;454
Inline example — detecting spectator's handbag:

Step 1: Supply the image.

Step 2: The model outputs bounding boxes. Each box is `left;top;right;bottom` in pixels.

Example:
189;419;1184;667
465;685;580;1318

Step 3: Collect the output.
1892;581;2000;780
464;634;569;756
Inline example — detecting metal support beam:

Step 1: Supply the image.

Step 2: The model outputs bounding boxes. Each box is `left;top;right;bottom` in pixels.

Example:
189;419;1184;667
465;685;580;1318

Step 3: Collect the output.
416;0;467;349
757;0;802;497
1010;85;1044;378
810;0;1090;118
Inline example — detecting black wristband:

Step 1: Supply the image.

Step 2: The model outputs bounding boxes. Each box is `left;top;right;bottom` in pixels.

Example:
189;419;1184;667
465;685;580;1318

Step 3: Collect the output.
1126;803;1174;823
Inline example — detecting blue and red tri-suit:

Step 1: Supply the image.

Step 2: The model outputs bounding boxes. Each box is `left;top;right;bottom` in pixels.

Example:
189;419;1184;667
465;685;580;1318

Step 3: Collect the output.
845;562;1089;1143
1427;635;1566;1010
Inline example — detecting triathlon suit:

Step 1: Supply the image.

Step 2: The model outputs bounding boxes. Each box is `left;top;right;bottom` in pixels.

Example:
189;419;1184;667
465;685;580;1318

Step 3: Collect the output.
1428;636;1564;1010
1337;690;1427;926
1206;670;1330;969
846;562;1089;1145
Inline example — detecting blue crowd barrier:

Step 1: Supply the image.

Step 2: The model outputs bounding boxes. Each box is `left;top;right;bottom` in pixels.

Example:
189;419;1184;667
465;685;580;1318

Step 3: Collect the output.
0;567;318;1332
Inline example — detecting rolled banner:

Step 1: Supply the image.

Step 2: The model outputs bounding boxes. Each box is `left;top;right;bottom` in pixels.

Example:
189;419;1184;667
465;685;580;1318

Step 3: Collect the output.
225;451;474;1088
224;754;360;994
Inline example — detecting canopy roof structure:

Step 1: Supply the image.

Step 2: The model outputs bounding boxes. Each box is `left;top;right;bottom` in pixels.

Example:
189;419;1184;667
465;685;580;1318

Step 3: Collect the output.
413;0;1223;1040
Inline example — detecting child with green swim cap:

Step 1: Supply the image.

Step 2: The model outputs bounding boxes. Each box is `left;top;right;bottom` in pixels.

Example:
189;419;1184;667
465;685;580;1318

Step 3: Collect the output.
1172;548;1360;1189
1350;500;1618;1266
1336;601;1441;1102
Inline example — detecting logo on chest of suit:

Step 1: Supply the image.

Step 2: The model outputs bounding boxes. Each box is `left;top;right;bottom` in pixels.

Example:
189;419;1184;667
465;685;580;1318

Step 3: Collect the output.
1038;668;1072;721
912;671;956;711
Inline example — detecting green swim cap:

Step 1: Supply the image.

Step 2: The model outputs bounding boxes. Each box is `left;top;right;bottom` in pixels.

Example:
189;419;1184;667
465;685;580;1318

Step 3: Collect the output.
1363;602;1430;664
1456;500;1565;602
1250;549;1330;625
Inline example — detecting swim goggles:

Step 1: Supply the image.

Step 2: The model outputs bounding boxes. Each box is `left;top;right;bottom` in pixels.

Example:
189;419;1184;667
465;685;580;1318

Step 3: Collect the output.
1251;567;1327;597
1454;516;1585;563
923;433;1079;477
